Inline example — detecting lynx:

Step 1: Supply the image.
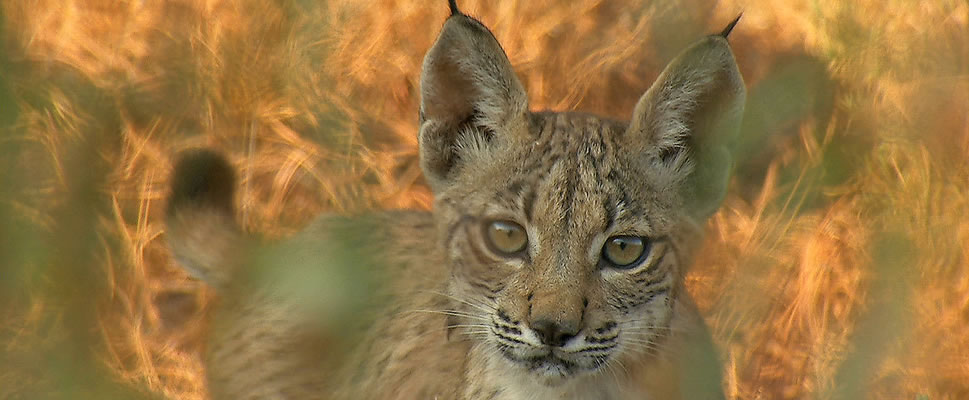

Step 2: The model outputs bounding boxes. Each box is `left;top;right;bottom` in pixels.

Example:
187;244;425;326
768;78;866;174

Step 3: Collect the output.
166;2;745;399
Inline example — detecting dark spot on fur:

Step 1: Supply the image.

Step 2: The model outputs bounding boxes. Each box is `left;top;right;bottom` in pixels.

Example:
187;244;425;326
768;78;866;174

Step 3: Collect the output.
168;149;235;216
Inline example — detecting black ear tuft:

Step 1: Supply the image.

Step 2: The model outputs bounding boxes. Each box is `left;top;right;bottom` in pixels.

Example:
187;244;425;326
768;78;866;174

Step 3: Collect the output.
720;13;742;38
167;149;236;217
448;0;460;16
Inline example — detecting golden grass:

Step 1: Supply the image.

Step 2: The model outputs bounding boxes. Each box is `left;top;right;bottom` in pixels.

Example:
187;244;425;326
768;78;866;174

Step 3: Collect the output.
0;0;967;398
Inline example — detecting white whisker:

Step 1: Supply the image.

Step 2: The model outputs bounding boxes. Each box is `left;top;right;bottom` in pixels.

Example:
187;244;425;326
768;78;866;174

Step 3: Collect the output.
423;290;496;314
446;324;492;330
407;309;490;321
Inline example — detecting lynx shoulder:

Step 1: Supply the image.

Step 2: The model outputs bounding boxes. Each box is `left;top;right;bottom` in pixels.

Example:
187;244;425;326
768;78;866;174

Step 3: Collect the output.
166;3;745;399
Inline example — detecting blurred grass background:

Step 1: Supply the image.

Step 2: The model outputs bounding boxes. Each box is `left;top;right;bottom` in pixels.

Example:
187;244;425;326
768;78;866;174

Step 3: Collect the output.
0;0;967;398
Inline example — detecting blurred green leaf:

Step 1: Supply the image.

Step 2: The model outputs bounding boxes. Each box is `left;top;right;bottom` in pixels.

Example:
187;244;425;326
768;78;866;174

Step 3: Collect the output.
828;232;915;399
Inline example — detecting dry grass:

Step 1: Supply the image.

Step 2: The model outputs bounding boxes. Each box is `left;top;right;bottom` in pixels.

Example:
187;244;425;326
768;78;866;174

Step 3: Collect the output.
1;0;967;399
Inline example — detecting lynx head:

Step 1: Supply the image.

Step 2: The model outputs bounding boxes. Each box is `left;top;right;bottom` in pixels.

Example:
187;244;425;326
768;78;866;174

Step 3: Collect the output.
419;3;744;385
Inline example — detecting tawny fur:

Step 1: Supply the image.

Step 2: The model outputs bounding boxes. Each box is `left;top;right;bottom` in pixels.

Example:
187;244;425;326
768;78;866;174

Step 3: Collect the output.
166;4;745;399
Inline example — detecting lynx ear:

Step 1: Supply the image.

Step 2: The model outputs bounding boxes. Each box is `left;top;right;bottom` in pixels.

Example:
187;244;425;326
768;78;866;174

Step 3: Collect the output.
627;21;746;217
419;8;529;191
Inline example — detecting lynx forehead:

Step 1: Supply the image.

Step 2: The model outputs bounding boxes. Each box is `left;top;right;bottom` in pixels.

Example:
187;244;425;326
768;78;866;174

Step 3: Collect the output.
165;1;744;399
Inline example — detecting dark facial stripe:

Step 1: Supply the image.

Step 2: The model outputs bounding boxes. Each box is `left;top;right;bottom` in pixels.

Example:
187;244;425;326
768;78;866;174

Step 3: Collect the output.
445;215;474;250
602;195;618;231
522;187;536;223
463;222;496;266
561;164;577;223
468;278;503;295
630;246;671;284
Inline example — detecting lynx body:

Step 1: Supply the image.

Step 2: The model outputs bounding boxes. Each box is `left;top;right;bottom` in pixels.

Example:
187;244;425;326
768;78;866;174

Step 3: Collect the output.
166;3;745;399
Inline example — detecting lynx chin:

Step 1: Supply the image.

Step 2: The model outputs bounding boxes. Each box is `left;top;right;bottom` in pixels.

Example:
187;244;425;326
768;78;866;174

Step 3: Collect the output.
165;2;745;399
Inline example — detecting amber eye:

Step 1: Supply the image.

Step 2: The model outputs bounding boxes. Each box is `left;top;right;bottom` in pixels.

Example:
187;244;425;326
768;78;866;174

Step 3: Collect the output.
485;220;528;254
602;236;648;269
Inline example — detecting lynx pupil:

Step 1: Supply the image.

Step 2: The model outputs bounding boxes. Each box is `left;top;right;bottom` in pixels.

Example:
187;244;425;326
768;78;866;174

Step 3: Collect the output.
486;220;527;254
603;236;646;268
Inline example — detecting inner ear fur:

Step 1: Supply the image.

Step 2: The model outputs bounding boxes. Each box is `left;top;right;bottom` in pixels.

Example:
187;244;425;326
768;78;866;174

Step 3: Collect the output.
626;31;746;217
419;11;529;191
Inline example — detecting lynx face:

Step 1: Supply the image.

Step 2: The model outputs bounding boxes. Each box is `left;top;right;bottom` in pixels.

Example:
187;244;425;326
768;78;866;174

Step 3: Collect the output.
435;113;685;384
419;7;744;386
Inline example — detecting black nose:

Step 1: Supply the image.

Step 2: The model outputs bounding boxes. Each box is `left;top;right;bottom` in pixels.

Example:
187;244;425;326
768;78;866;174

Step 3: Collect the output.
531;319;579;347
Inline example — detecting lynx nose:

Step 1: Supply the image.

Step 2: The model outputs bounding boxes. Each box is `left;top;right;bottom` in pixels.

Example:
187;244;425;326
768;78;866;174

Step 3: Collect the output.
531;319;579;347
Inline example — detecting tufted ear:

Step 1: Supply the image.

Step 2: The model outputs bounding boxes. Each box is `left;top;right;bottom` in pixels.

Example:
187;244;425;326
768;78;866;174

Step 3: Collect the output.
418;3;529;192
627;17;746;218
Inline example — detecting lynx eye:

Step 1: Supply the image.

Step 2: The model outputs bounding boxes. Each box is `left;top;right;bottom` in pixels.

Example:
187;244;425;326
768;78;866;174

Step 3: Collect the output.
602;236;649;269
485;220;528;255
